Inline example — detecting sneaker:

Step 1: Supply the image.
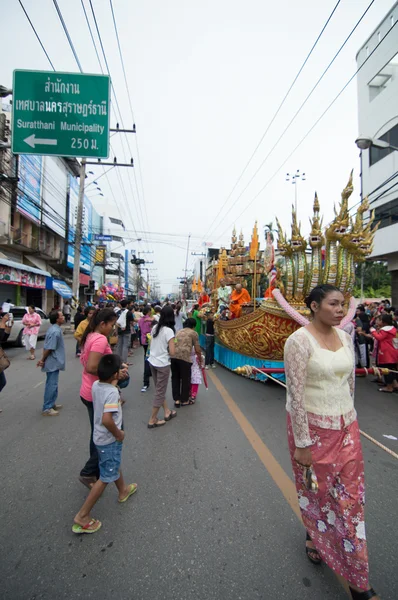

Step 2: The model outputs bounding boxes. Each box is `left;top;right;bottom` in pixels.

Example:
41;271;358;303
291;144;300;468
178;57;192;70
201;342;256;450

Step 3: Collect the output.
205;365;209;370
42;408;59;416
211;364;216;369
141;386;148;393
53;404;63;410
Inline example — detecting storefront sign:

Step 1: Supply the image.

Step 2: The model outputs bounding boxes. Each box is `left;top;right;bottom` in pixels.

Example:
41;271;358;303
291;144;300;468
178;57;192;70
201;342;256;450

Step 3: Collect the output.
0;264;46;288
52;279;73;299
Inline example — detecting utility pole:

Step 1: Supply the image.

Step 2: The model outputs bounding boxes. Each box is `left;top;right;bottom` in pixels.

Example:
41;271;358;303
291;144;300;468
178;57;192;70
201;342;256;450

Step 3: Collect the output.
183;233;191;300
72;158;86;301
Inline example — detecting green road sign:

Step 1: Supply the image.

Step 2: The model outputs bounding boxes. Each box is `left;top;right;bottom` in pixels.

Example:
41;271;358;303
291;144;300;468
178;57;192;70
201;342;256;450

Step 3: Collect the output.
12;70;110;158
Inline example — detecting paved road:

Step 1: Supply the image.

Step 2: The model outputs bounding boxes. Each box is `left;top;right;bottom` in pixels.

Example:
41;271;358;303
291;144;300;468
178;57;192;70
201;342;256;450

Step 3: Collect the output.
0;337;397;600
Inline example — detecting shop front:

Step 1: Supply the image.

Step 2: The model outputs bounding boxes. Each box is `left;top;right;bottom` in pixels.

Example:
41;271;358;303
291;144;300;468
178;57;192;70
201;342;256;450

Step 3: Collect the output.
0;258;50;308
46;278;74;313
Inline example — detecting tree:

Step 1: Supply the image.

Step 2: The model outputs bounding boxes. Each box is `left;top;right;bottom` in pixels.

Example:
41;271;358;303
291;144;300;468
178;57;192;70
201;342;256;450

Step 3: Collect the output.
353;261;391;298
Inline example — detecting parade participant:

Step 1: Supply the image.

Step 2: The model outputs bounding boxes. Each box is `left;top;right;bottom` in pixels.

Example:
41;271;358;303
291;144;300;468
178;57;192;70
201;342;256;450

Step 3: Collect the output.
74;307;95;355
72;354;137;535
368;313;398;393
217;278;232;308
174;301;187;332
138;307;154;393
0;312;12;403
191;304;202;335
284;284;379;600
190;346;203;402
62;300;71;323
171;318;201;407
204;309;216;369
37;310;65;416
198;290;210;307
229;283;251;319
78;308;122;489
22;306;42;361
147;305;177;428
116;300;133;363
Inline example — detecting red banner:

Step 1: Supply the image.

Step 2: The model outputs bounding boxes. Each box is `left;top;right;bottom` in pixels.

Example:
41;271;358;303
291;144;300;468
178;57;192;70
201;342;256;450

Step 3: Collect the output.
0;265;46;289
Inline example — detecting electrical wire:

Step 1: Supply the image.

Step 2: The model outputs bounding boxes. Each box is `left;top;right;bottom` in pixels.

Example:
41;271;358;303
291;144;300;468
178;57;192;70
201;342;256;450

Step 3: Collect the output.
52;0;83;72
87;0;150;251
200;0;376;247
17;0;56;70
195;0;343;249
212;19;398;246
109;0;151;240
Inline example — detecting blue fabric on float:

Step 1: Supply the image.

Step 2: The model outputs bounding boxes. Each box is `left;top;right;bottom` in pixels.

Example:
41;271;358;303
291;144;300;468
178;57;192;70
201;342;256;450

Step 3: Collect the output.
199;333;286;382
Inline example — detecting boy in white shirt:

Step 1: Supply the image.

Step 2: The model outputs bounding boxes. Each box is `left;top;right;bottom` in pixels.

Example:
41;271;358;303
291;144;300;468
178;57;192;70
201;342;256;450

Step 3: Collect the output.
72;354;137;534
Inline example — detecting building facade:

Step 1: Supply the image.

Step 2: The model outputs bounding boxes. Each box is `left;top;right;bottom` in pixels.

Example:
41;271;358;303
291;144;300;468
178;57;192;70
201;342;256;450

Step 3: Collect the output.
0;102;102;312
356;2;398;303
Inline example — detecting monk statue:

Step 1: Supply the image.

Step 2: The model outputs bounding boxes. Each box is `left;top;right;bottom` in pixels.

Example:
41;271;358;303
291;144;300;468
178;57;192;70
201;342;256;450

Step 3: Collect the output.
229;283;251;319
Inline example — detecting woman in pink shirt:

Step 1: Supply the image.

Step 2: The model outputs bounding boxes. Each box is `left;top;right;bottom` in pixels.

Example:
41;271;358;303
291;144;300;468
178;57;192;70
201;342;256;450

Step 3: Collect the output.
22;306;42;360
78;308;119;490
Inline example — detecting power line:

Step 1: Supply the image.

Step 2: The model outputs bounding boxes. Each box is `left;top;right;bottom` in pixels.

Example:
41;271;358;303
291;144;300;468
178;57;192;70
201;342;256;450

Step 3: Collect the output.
202;0;376;247
194;0;343;249
52;0;83;72
17;0;55;70
212;19;398;245
109;0;151;241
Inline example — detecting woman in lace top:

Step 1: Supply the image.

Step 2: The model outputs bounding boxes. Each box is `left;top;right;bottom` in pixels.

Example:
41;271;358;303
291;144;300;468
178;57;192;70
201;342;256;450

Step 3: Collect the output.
284;285;379;600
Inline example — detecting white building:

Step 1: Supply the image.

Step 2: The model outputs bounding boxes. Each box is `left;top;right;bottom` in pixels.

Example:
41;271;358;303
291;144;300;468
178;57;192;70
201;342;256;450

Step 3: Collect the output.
356;2;398;303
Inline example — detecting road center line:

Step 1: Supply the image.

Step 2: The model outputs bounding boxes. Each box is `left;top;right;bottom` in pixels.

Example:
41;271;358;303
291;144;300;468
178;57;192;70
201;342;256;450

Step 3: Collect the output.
209;370;350;597
34;381;44;388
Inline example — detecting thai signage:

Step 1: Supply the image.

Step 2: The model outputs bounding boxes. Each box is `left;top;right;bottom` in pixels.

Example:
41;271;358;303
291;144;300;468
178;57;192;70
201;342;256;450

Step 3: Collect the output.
12;70;110;158
0;265;46;289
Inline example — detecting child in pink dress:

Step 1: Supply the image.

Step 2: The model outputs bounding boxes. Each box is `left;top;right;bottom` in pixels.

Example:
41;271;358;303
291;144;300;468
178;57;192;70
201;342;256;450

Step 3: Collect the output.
190;347;203;401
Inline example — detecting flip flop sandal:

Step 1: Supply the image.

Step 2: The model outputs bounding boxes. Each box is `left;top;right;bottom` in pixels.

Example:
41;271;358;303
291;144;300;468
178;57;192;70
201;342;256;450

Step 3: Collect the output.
72;518;102;534
174;401;181;407
118;483;138;503
165;410;177;421
147;419;166;429
378;388;393;393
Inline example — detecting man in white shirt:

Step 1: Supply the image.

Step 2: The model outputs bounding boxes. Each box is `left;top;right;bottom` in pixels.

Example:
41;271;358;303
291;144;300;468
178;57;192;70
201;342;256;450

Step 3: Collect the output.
217;279;232;308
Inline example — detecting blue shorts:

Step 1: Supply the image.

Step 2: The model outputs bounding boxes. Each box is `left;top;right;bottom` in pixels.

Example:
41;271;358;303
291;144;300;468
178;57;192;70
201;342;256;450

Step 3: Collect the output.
96;441;122;483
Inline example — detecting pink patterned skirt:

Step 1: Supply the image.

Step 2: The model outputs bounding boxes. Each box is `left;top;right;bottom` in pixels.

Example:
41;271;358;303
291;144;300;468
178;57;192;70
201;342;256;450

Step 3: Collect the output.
287;415;369;590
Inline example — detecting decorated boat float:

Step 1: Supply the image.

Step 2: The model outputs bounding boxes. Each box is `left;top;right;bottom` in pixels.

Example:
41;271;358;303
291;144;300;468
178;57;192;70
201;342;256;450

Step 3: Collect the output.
198;173;378;380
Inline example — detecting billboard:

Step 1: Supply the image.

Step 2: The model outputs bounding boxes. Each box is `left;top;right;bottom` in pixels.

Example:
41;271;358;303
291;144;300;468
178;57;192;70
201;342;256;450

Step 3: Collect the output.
17;154;42;223
67;175;93;274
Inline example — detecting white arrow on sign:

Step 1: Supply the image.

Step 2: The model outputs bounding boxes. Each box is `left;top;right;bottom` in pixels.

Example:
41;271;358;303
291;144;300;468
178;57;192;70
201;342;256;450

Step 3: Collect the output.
24;134;58;149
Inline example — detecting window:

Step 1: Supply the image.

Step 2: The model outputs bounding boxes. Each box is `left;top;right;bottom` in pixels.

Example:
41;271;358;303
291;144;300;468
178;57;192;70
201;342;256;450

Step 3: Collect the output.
369;123;398;166
374;197;398;229
37;309;48;320
368;51;398;101
10;308;26;320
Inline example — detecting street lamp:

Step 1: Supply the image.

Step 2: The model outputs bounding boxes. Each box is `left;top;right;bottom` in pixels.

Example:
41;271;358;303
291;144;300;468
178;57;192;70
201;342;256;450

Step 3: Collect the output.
286;169;306;214
355;135;398;152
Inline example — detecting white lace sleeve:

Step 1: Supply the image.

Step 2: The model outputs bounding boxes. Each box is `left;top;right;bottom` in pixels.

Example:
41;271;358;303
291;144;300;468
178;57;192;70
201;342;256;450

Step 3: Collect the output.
284;333;312;448
344;331;356;401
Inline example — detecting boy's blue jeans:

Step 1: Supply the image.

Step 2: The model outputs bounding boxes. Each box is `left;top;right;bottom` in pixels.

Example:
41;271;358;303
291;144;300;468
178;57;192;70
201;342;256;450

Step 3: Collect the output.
43;370;59;412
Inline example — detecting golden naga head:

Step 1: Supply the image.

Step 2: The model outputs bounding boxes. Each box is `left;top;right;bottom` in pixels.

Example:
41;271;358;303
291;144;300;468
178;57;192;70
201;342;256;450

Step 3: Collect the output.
276;217;292;256
341;196;379;260
290;206;307;252
325;172;353;241
309;192;324;248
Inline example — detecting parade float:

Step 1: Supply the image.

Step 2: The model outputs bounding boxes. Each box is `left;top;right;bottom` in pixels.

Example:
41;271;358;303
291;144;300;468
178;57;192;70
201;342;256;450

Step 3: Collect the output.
202;173;378;379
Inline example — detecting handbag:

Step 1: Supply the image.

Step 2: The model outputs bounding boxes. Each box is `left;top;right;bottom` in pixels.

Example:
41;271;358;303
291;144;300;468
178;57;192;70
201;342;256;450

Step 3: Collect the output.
118;374;130;389
0;347;10;373
109;326;118;346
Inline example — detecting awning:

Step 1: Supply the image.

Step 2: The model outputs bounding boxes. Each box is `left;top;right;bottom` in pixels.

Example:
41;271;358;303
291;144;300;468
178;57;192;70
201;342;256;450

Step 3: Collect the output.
0;257;51;277
52;279;73;299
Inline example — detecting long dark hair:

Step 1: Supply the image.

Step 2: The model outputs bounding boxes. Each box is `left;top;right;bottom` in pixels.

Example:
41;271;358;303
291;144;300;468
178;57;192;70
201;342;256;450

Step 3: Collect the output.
153;305;175;338
80;308;117;348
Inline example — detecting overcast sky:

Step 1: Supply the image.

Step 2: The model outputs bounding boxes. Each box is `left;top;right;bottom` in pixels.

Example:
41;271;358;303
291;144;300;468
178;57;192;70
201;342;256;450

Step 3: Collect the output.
1;0;395;293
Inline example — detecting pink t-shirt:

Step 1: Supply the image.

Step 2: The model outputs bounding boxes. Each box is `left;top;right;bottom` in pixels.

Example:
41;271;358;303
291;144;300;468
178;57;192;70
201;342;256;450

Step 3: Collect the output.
80;332;112;402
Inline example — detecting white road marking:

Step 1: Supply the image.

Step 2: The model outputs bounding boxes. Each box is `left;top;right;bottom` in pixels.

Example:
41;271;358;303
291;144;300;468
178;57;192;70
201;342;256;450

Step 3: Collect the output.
34;381;44;388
